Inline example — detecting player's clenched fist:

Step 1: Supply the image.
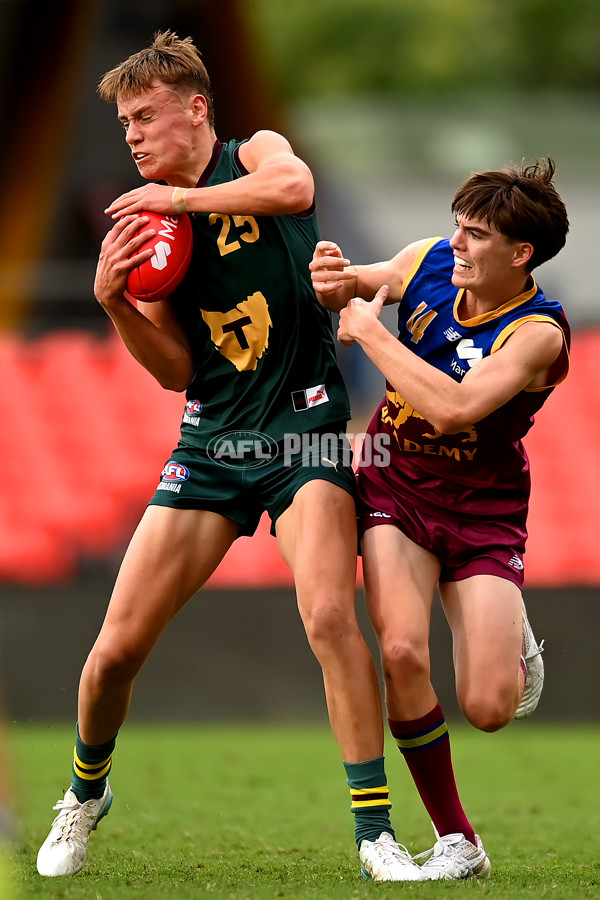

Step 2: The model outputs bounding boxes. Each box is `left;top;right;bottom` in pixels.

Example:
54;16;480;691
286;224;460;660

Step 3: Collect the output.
337;285;388;346
309;240;356;296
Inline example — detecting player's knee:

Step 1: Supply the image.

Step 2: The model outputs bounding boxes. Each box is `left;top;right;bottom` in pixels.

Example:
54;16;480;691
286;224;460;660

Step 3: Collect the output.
87;639;146;685
380;636;430;684
460;694;513;732
300;597;354;649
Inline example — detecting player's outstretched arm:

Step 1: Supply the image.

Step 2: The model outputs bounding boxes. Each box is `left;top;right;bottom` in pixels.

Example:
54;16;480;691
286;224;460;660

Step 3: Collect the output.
105;130;314;219
311;238;430;313
342;298;565;434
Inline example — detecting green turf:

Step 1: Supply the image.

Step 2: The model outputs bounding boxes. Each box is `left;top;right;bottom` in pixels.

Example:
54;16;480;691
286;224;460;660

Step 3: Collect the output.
6;722;600;898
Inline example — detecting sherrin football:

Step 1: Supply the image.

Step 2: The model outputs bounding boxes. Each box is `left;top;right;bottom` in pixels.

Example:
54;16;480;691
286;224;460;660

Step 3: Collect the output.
126;210;193;303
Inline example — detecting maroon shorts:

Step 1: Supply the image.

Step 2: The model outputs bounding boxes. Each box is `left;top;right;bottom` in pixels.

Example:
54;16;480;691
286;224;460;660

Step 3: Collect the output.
357;469;527;588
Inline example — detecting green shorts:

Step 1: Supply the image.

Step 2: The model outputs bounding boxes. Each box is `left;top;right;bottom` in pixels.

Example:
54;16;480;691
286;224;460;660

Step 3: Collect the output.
148;424;357;537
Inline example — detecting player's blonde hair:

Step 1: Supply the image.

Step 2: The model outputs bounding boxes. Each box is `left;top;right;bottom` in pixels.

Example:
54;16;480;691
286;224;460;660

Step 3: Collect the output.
98;30;214;127
451;158;569;271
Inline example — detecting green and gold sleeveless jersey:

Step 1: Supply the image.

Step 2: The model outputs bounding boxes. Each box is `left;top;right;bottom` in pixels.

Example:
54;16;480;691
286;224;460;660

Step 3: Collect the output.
170;139;350;449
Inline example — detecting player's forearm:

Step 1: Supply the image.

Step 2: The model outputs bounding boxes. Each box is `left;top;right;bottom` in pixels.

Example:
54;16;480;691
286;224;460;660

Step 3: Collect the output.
318;266;390;312
354;320;468;433
184;160;313;217
315;274;358;313
100;298;194;391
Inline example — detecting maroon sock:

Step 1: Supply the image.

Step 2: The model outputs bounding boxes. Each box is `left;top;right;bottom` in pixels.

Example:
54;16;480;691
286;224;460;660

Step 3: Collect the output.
389;703;476;845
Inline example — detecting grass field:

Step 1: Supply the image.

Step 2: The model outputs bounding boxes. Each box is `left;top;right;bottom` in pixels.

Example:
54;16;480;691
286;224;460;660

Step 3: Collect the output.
6;722;600;898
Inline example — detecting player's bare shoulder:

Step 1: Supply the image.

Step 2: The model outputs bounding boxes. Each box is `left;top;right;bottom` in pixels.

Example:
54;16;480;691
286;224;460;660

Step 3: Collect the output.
397;238;439;283
238;129;296;171
359;238;435;303
502;318;568;389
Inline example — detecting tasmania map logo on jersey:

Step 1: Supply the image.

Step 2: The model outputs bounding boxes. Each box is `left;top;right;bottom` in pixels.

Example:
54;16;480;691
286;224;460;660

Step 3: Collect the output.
200;292;272;372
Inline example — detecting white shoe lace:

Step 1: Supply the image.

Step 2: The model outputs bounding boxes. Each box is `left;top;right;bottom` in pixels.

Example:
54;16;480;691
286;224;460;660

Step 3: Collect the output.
370;836;414;867
49;795;98;846
361;832;419;873
417;837;470;875
415;831;489;879
522;606;544;660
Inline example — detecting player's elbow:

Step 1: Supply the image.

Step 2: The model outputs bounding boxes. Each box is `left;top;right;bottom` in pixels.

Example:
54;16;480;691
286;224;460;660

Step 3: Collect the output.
284;172;314;212
275;159;314;212
429;405;477;435
160;377;190;393
153;360;194;393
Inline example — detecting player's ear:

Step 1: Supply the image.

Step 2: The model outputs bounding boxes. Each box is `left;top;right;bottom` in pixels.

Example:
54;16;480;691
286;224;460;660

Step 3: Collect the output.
514;242;534;269
190;93;208;125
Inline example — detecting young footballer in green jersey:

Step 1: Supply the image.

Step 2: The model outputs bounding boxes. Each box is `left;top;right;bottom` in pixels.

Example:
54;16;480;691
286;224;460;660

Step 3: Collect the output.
37;31;422;883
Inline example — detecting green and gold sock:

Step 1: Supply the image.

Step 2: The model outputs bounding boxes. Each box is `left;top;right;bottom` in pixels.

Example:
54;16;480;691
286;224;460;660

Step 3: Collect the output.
344;756;394;847
70;724;116;802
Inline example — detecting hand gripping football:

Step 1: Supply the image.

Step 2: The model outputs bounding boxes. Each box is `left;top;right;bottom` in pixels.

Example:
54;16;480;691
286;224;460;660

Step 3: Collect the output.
126;211;193;302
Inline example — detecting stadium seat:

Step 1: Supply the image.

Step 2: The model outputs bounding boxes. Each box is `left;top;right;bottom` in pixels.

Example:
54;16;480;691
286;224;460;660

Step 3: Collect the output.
0;329;598;586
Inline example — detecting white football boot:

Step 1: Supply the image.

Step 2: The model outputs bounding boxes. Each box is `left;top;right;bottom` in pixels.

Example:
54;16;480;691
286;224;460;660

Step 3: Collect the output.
515;603;545;719
417;828;491;880
359;831;425;881
37;782;113;876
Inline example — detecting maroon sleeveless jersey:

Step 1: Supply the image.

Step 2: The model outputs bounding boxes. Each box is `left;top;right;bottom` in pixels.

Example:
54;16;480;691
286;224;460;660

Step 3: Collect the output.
357;238;570;525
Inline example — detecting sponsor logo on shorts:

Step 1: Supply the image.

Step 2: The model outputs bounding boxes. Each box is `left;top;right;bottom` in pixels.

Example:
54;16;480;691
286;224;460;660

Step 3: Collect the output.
161;461;190;482
291;384;329;412
207;431;278;469
508;553;524;571
183;399;203;426
368;511;392;518
157;460;190;493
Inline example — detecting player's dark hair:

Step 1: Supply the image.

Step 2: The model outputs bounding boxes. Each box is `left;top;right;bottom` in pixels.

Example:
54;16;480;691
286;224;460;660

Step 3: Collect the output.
98;30;214;127
451;158;569;270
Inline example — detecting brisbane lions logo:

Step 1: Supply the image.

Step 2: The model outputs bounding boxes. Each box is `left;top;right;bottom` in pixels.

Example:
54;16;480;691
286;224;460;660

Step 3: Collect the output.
200;292;272;372
382;389;478;444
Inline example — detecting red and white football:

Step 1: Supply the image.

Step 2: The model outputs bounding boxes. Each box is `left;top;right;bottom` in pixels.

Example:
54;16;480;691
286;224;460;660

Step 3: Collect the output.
126;211;193;303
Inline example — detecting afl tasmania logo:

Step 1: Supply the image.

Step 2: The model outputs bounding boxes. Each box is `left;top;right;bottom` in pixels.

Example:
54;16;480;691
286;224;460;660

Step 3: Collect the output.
185;400;203;416
161;461;190;483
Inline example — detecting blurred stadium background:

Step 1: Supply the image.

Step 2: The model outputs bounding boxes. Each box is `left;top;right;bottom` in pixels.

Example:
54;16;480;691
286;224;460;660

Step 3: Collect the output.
0;0;599;725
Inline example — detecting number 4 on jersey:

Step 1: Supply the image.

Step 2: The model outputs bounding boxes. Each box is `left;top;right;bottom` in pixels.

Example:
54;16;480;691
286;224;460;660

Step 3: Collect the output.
407;301;437;343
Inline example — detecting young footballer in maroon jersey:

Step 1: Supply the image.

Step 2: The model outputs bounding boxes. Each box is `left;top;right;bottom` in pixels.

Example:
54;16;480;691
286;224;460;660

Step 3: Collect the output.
311;159;569;880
